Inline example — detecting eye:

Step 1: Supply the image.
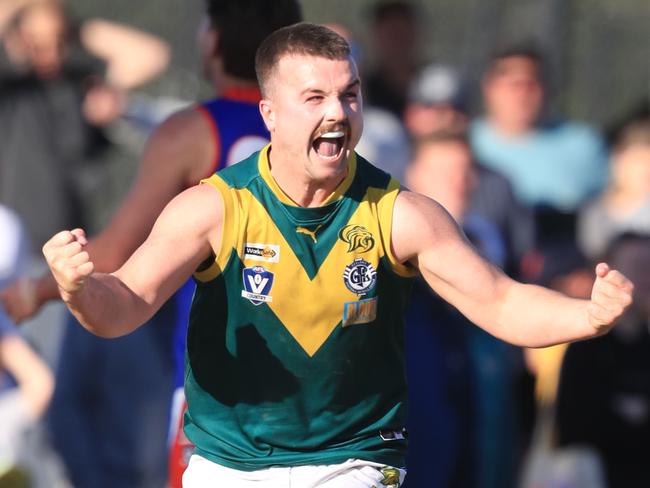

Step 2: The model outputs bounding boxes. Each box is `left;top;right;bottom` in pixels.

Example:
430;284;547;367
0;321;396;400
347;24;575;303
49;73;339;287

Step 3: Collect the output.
306;95;324;103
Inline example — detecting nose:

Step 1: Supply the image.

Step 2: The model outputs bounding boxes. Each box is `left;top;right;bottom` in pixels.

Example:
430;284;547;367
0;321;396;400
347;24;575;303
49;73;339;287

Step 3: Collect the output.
324;95;347;122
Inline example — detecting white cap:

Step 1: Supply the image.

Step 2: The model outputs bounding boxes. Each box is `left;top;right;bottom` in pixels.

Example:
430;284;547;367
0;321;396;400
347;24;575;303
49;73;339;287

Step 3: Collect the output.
408;63;466;110
0;205;29;289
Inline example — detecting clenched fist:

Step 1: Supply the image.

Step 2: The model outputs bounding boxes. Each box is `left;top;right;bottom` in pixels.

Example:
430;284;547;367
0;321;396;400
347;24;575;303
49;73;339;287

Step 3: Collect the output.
587;262;634;333
42;229;94;300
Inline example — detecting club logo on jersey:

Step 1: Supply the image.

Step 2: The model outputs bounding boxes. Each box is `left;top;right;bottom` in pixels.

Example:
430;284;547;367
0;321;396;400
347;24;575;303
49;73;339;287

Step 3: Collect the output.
338;224;375;253
243;243;280;263
241;266;274;305
343;258;377;295
342;297;378;326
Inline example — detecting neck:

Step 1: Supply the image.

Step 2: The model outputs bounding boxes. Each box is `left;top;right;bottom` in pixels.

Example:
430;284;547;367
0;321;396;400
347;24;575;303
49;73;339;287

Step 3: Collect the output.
267;149;349;208
489;116;535;137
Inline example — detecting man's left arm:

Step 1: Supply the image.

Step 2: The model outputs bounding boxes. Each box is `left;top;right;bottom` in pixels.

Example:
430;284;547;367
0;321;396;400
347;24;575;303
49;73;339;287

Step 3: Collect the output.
391;190;633;347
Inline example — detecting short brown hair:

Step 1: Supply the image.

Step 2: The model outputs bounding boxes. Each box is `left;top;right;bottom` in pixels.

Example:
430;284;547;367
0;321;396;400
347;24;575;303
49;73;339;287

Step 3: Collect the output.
255;22;351;97
614;119;650;153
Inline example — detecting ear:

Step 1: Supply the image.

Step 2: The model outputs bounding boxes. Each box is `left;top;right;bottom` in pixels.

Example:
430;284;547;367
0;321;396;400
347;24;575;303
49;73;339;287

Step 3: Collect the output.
198;19;219;59
210;28;220;58
259;98;276;132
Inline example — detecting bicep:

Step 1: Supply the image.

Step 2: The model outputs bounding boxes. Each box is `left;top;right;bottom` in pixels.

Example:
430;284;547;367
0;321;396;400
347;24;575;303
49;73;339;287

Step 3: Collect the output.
392;191;514;326
113;184;222;313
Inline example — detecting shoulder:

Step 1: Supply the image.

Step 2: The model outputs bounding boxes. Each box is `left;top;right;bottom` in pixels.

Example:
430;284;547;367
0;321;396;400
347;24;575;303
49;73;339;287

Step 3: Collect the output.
162;183;225;236
394;190;451;225
214;151;263;189
392;190;463;264
142;106;216;183
152;106;213;142
542;120;606;147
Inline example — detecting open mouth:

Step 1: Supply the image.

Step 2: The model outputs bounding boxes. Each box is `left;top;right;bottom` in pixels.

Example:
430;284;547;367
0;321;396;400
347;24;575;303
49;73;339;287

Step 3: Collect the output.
312;130;346;160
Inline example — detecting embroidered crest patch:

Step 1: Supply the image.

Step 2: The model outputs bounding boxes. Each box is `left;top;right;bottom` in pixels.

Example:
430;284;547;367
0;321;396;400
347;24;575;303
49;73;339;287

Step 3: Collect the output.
343;258;377;295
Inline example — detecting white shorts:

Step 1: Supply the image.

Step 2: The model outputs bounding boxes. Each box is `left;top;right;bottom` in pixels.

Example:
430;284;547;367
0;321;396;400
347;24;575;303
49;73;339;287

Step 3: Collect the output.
182;454;406;488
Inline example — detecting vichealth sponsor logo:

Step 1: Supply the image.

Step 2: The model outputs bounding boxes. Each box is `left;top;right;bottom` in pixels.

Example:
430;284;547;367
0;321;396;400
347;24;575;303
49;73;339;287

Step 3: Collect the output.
243;243;280;263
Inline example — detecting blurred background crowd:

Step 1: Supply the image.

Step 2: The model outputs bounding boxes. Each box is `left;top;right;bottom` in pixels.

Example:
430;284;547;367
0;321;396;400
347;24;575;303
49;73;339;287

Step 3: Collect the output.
0;0;648;487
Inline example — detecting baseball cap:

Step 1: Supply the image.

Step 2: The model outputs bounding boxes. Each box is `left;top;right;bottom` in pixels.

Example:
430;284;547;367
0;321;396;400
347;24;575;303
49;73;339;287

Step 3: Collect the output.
408;63;467;111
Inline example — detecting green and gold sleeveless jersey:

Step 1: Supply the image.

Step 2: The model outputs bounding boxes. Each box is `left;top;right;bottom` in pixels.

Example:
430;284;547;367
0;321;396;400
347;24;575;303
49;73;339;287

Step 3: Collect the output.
184;145;415;471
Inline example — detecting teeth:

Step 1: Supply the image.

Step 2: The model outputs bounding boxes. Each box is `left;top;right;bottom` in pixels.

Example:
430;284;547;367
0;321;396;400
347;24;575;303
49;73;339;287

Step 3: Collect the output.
319;131;345;139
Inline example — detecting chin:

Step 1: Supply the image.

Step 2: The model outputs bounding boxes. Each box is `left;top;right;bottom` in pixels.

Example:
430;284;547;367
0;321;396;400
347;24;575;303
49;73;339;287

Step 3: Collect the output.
309;159;348;183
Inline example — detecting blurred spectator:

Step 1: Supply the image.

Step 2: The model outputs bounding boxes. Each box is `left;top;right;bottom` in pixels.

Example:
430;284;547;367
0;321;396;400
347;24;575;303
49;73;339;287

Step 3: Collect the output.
321;22;362;66
403;280;475;488
604;97;649;146
0;310;54;485
556;232;650;488
356;106;412;181
364;0;421;117
578;118;650;260
334;19;412;182
0;205;55;485
0;206;29;291
405;131;525;488
0;2;174;487
403;63;469;137
469;162;536;278
469;44;609;219
0;0;170;249
403;66;535;276
518;240;594;488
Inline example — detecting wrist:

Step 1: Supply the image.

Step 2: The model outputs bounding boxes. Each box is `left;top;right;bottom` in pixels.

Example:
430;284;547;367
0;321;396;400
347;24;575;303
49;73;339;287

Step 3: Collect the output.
35;273;60;304
17;277;37;312
585;300;612;337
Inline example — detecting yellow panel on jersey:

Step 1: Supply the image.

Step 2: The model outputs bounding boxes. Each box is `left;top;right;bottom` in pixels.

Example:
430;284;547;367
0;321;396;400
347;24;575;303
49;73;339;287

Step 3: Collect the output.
197;147;413;356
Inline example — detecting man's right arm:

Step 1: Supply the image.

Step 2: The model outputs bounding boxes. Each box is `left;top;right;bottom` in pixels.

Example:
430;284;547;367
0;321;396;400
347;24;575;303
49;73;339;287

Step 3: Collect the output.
43;183;223;338
1;108;215;321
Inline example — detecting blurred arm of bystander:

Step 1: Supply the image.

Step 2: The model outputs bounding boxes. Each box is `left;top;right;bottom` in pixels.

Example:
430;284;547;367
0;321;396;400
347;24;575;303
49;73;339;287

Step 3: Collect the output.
79;18;170;90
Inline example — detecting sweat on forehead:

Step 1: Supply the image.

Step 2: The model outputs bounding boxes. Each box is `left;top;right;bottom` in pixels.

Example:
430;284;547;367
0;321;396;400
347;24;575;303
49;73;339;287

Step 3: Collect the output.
255;22;351;97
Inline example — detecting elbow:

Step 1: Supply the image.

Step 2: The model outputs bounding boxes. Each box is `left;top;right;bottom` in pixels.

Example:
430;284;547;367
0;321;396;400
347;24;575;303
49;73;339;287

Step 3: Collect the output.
33;367;55;418
84;323;136;339
21;362;55;419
